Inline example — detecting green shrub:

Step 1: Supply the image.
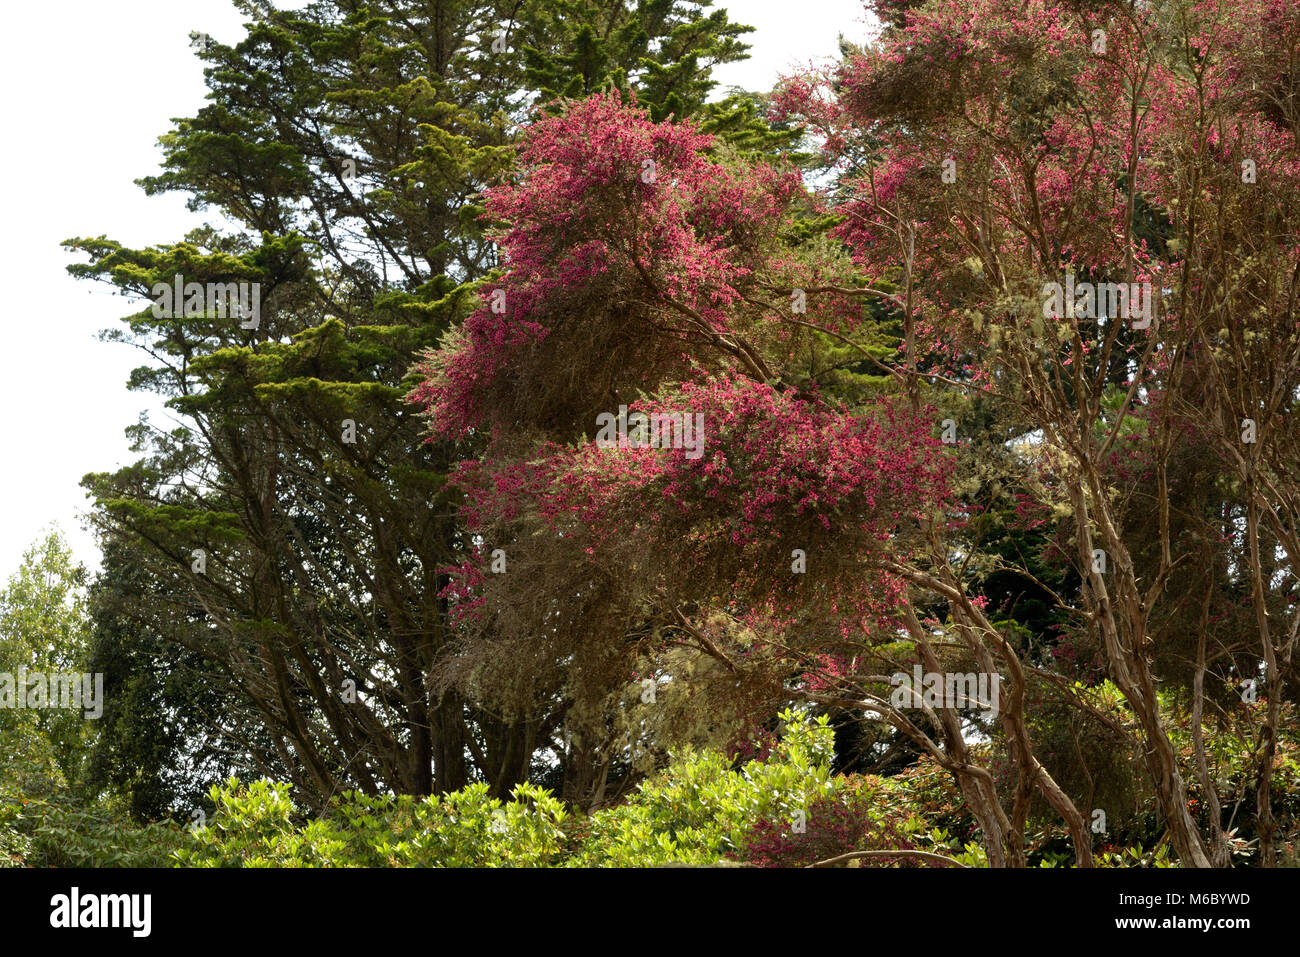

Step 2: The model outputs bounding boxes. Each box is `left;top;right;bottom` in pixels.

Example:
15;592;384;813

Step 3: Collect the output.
177;778;569;867
176;708;839;868
572;708;839;866
1;786;183;867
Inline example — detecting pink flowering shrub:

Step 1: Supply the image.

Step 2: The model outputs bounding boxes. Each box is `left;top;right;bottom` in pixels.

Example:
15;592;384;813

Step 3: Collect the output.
735;778;922;868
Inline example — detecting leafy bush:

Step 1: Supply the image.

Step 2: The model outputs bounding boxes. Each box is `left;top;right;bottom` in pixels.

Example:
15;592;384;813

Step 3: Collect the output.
0;790;30;867
177;778;569;868
1;787;183;867
571;709;839;866
176;709;841;868
170;709;1002;868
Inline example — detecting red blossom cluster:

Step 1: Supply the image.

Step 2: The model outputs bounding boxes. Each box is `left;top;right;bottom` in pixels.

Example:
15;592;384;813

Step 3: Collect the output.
410;91;803;440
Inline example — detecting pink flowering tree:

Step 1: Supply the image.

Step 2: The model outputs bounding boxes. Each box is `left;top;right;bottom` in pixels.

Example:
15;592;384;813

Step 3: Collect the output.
408;84;1114;868
771;0;1300;866
411;0;1300;865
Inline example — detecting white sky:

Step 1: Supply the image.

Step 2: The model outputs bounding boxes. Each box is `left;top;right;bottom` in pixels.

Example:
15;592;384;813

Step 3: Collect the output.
0;0;871;579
